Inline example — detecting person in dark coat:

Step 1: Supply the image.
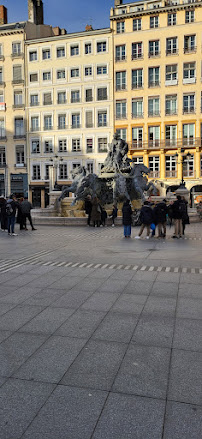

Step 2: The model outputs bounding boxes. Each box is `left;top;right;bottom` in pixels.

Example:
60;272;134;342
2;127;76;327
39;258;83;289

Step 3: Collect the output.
135;201;154;239
0;196;7;231
109;205;118;227
91;197;101;227
84;195;92;226
21;198;36;230
122;199;132;238
101;207;107;227
154;199;168;238
182;196;189;236
172;195;186;238
17;197;26;230
6;194;18;236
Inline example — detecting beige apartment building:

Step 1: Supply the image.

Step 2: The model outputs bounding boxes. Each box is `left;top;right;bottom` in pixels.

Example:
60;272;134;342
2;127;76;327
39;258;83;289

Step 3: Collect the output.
111;0;202;202
26;26;114;207
0;1;53;197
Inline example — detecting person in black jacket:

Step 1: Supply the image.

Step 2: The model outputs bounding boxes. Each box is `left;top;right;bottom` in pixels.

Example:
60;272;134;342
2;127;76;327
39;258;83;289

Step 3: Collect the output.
122;200;132;238
181;196;189;236
135;201;154;239
84;195;92;226
6;194;18;236
154;199;168;238
172;195;185;238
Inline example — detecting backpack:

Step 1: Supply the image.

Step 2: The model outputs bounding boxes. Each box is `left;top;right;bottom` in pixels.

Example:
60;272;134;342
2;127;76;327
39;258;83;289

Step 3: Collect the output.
6;203;13;216
178;201;186;219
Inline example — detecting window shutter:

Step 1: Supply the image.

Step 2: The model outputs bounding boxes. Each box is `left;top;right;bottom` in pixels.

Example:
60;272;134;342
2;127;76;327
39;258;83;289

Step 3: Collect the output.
86;111;93;127
13;65;22;81
43;93;52;104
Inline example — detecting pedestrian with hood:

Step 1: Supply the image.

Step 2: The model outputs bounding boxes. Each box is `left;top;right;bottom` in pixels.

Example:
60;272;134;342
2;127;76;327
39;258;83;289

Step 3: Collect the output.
172;195;186;238
135;201;154;239
20;197;36;231
122;199;132;238
6;194;18;236
154;199;168;238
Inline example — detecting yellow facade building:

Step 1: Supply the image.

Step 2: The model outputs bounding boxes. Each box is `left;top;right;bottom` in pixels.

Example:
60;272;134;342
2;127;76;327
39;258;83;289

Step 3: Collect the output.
111;0;202;202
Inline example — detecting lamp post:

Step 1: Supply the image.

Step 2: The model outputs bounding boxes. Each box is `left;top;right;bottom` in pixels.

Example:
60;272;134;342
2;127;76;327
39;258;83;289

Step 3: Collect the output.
50;155;63;190
174;148;191;189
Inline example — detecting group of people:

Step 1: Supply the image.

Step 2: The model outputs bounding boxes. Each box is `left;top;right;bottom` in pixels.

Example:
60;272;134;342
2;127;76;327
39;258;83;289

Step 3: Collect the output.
0;194;36;236
122;195;189;239
84;195;118;228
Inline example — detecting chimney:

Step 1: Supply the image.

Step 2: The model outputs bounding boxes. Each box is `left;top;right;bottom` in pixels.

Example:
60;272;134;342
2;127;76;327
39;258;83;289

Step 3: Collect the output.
85;24;93;31
28;0;44;25
61;28;67;35
115;0;123;6
0;5;7;25
53;26;61;36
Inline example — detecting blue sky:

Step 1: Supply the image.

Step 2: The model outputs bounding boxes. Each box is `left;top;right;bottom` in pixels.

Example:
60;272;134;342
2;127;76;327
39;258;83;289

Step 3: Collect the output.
3;0;121;32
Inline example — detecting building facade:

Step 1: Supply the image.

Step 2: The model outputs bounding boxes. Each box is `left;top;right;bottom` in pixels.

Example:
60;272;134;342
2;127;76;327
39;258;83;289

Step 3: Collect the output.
111;0;202;201
25;27;114;207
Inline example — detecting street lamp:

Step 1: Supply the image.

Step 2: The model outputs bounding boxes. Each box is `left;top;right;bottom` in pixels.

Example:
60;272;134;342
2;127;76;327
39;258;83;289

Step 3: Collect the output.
50;155;63;190
174;148;191;188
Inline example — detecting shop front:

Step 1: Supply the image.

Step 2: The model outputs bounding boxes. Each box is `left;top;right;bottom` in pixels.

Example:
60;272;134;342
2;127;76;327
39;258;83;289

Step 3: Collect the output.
30;185;50;208
10;174;28;198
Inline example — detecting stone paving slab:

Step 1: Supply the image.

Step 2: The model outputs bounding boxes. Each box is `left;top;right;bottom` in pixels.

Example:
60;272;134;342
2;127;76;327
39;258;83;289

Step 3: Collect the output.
173;318;202;352
132;316;175;348
19;307;75;335
0;305;45;332
56;309;106;339
92;312;138;343
177;298;202;320
163;401;202;439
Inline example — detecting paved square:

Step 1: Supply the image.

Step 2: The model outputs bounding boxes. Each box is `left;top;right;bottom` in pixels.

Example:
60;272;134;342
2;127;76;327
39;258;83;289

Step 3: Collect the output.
0;223;202;438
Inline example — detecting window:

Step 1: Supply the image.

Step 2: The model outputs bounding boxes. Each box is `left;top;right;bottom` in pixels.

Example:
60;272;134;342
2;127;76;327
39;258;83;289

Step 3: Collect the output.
29;51;37;61
97;87;107;101
30;94;39;106
98;138;107;152
148;97;160;116
133;18;141;31
185;10;194;23
31;116;39;132
166;37;177;55
15;118;24;137
183;123;195;145
86;163;94;174
86;138;93;153
12;42;21;55
43;71;51;81
86;111;93;128
184;35;196;53
72;162;81;170
183;62;196;82
42;49;50;60
31;140;40;153
57;47;65;58
133;156;144;164
85;43;91;54
168;13;176;26
116;71;126;90
58;139;67;152
165;94;177;115
148;67;160;87
71;45;79;56
0;67;3;83
132;42;143;59
149;156;160;177
16;145;24;165
0;119;5;138
58;114;66;129
166;155;177;177
115;45;126;62
58;92;66;104
71;68;79;78
97;65;107;75
98;111;107;127
132;69;143;89
183;94;195;114
45;164;50;180
59;164;68;179
183;154;194;177
148;126;160;147
132;98;143;118
132;127;143;148
148;40;160;57
165;125;177;146
57;70;65;79
86;89;93;102
71;90;80;103
0;44;3;57
117;21;125;33
72;139;81;151
44;115;52;130
72;114;80;128
85;66;92;76
14;91;23;107
32;165;40;180
0;91;4;103
43;92;52;105
165;64;177;83
150;16;159;28
97;42;106;53
0;147;6;166
116;100;126;119
30;73;38;83
13;65;22;83
44;140;53;153
116;128;127;142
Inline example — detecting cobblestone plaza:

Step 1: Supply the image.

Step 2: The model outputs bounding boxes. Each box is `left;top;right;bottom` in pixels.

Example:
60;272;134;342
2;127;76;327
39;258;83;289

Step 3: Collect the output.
0;223;202;438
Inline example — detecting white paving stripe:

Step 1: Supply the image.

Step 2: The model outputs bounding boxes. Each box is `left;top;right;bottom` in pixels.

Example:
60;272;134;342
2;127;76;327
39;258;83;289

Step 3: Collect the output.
157;267;162;272
140;266;147;271
149;266;154;271
165;267;171;272
182;267;187;273
101;264;109;269
133;266;138;271
117;265;123;269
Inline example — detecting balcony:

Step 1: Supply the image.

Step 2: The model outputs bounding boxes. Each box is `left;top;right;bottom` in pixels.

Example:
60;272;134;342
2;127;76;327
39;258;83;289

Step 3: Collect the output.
11;52;24;59
98;122;107;127
115;114;127;120
72;148;81;152
149;171;160;178
86;147;93;153
30;102;39;107
148;51;160;58
165;109;177;116
128;138;201;151
13;104;25;109
0;81;5;87
12;79;24;85
57;99;67;104
43;101;52;105
184;46;197;54
0;55;4;61
131;112;144;118
115;56;126;62
166;49;179;56
183;170;195;177
58;125;67;130
132;83;143;90
166;170;177;178
116;86;126;91
86;123;94;128
148;110;160;117
44;126;53;131
30;126;40;132
183;107;196;114
131;53;143;61
0;135;6;141
71;98;81;103
71;124;81;129
0;163;6;168
97;96;108;101
13;134;26;140
148;81;160;88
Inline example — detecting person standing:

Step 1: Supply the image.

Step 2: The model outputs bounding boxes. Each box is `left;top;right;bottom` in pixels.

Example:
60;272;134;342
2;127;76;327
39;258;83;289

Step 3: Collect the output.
135;201;154;239
122;199;132;238
154;199;168;238
20;197;36;231
84;195;92;226
110;205;118;227
0;196;7;232
101;206;107;227
182;196;189;236
91;197;101;227
172;195;185;238
6;195;18;236
17;197;26;230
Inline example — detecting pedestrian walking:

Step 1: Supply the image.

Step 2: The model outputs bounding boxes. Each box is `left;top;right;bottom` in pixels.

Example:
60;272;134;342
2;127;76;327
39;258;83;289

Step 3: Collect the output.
84;195;92;226
91;197;101;227
154;199;168;238
135;201;154;239
20;197;36;231
109;205;118;227
6;194;18;236
17;197;26;230
172;195;186;239
122;199;132;238
0;196;7;232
